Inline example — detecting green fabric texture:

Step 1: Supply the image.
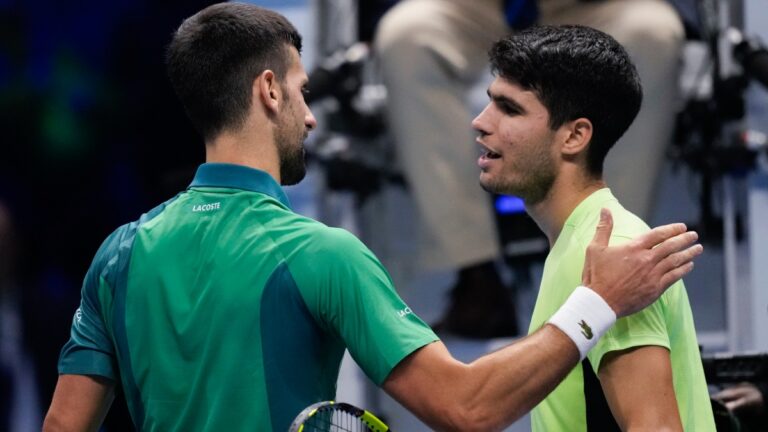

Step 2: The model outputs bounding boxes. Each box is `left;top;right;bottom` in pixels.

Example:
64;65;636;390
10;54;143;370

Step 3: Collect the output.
58;163;438;431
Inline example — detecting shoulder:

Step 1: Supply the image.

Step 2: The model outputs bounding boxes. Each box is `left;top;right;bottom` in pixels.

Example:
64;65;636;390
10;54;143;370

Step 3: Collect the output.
275;212;372;257
91;194;182;283
309;225;370;255
575;200;650;246
283;222;391;293
299;224;378;272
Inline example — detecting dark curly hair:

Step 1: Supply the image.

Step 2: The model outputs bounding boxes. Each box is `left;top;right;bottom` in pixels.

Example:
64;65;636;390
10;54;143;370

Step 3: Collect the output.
489;25;642;176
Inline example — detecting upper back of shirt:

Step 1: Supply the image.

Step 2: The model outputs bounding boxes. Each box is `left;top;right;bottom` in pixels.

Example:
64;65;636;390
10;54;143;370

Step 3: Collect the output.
58;163;438;431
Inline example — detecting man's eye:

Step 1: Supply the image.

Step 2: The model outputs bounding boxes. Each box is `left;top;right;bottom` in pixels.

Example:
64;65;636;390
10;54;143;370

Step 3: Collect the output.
500;103;518;115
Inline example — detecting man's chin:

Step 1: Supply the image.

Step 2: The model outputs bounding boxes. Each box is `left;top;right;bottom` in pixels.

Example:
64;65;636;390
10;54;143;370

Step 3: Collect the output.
479;176;502;195
280;165;307;186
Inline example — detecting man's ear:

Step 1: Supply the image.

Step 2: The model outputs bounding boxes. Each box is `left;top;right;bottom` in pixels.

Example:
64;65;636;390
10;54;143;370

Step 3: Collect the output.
256;69;281;115
561;118;593;156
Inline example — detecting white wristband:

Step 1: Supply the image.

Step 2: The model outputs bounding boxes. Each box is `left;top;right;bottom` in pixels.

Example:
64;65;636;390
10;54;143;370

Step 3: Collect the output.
547;286;617;360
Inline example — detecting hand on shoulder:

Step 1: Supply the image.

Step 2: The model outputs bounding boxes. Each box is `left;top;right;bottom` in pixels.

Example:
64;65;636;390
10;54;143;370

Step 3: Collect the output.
582;208;702;318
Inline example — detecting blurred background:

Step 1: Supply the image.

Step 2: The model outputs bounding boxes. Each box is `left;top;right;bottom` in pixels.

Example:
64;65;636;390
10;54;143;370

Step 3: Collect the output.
0;0;767;430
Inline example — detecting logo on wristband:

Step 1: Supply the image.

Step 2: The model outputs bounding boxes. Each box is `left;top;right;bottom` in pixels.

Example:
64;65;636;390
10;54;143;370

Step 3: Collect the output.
578;320;593;340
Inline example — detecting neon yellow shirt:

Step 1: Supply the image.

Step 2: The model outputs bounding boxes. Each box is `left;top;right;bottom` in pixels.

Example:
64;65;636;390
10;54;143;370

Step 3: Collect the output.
529;188;715;431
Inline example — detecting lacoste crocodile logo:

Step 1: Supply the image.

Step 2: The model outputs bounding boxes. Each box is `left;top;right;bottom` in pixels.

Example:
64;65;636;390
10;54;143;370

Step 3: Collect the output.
578;320;593;340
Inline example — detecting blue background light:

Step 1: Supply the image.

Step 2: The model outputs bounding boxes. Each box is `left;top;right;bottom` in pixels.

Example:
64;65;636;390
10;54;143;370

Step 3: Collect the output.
495;195;526;214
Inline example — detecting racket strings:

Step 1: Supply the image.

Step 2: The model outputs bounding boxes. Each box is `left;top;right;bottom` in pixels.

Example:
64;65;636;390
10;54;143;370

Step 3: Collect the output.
301;408;367;431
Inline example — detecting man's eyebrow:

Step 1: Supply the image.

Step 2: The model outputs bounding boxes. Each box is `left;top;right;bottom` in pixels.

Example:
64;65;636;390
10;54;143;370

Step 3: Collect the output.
487;89;526;114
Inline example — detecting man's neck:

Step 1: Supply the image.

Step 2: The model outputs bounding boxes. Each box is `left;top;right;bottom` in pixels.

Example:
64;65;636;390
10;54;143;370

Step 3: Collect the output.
527;170;606;248
205;121;281;183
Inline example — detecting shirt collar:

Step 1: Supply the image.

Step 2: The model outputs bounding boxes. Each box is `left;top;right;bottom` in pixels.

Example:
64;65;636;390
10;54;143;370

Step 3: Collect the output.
188;163;292;209
563;187;616;230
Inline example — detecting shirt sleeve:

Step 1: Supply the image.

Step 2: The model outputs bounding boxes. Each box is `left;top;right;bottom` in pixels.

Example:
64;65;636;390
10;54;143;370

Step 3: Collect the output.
586;233;673;373
290;227;439;386
58;231;120;380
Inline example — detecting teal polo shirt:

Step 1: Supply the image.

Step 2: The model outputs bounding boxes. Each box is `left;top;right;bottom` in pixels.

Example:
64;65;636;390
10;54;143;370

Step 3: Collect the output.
58;163;438;431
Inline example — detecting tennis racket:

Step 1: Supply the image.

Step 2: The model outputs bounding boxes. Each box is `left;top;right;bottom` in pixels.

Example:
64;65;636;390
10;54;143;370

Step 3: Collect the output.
288;401;391;432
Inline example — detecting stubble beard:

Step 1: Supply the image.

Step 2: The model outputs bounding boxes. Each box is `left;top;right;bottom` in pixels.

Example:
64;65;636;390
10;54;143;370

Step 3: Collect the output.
479;152;557;206
275;108;308;186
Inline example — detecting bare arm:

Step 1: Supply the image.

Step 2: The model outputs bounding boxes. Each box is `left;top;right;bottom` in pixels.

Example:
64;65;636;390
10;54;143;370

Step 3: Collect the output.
43;374;115;432
382;209;702;431
384;325;578;431
599;346;683;431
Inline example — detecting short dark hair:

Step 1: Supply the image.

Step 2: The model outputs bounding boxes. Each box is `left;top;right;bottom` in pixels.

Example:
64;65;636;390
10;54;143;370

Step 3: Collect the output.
166;2;302;141
488;25;642;176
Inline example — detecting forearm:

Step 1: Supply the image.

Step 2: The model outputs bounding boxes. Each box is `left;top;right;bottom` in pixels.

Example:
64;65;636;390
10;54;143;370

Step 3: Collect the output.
43;374;114;432
385;325;579;431
454;287;615;427
458;324;580;428
43;404;111;432
386;285;618;431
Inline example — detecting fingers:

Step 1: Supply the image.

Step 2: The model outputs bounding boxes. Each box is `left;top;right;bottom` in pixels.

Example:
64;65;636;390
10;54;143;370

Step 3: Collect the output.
659;262;694;293
636;222;688;250
713;384;763;414
582;209;612;287
724;398;749;412
648;230;699;262
589;208;614;248
657;243;702;288
657;243;704;287
713;388;744;402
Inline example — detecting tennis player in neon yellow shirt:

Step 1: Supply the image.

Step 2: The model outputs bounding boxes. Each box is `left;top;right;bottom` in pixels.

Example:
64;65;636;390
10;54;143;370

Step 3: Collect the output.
473;25;715;430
